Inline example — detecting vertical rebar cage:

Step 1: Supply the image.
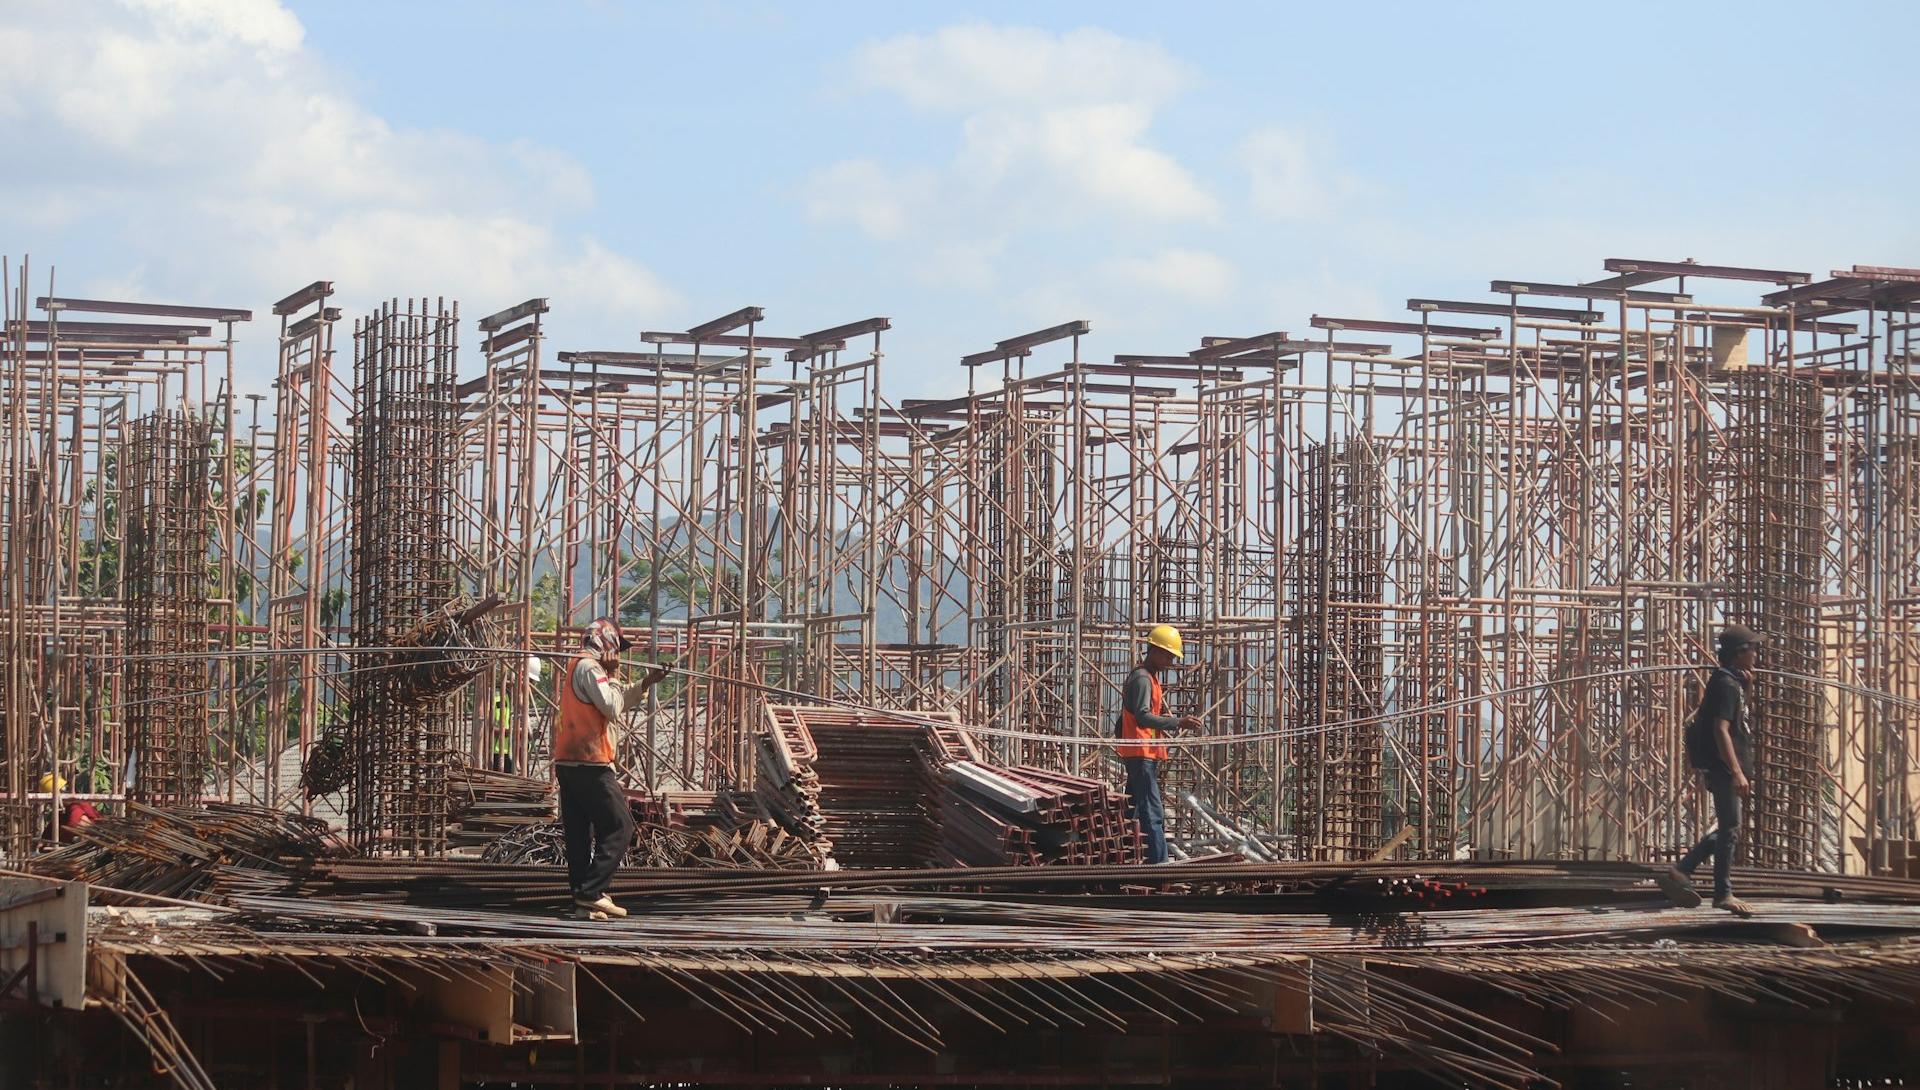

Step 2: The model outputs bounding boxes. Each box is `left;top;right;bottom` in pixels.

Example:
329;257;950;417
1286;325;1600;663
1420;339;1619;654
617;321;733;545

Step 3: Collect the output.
122;410;216;804
1291;439;1387;859
1721;371;1825;868
346;299;460;856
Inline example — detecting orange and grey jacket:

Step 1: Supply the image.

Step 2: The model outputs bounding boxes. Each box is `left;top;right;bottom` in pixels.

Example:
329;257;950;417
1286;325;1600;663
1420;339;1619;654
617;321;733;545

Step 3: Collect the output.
1115;666;1177;761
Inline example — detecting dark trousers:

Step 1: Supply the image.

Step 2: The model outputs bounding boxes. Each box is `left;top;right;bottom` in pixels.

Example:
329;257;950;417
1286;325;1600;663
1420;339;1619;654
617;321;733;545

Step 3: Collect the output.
1676;768;1742;899
1124;757;1168;864
556;763;634;900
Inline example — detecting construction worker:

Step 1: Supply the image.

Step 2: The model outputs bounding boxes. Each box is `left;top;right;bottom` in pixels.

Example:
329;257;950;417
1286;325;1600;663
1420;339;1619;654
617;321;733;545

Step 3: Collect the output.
1660;624;1762;917
1116;624;1203;864
555;618;669;920
36;775;98;843
489;691;517;774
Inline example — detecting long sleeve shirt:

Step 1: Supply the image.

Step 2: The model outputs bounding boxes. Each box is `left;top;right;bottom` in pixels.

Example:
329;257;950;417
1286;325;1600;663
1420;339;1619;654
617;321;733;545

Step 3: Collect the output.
1121;667;1181;732
570;657;653;725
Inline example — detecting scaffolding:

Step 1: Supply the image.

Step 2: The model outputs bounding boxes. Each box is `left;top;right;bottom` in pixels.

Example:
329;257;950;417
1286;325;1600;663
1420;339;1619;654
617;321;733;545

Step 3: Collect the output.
3;256;1919;873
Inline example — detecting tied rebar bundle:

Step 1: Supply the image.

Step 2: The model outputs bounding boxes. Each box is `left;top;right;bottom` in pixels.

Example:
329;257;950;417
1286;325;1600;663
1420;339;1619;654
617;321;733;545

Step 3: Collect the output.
383;595;503;704
299;595;503;800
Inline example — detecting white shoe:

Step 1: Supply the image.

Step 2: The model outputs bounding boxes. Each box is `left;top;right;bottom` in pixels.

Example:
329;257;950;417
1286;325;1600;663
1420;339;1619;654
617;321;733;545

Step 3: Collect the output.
575;894;627;919
573;904;608;921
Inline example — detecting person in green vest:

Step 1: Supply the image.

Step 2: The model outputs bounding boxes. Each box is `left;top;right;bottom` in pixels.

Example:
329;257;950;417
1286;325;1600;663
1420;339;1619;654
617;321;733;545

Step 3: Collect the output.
489;691;517;774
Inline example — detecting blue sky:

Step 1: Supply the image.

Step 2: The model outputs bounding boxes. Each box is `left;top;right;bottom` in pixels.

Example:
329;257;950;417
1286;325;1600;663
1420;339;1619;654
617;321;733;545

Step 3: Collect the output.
3;1;1915;401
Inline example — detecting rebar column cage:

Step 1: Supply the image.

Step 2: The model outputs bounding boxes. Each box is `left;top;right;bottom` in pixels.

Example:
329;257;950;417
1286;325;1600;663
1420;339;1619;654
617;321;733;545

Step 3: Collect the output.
123;410;215;804
345;299;460;856
1720;370;1826;869
1290;438;1387;859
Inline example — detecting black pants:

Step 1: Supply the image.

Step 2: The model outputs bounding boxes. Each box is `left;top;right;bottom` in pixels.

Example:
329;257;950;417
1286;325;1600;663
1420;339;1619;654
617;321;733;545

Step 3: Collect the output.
1676;768;1741;900
556;763;633;900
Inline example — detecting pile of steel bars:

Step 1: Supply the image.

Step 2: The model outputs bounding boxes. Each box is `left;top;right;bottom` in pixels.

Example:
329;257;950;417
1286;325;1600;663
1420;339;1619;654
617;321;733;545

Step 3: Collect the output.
25;801;343;900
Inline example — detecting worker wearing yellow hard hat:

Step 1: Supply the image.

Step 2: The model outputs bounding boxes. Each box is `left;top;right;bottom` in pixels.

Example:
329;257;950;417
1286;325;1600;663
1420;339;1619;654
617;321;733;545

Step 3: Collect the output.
38;773;67;793
1115;623;1203;864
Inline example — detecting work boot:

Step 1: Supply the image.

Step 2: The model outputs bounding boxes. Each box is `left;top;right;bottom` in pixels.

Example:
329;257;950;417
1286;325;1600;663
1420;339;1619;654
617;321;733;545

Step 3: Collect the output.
1712;895;1755;918
1656;868;1702;908
575;894;627;919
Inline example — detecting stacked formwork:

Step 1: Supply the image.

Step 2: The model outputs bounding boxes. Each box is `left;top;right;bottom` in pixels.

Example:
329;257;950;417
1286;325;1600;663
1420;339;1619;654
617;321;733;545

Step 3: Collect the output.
122;410;214;803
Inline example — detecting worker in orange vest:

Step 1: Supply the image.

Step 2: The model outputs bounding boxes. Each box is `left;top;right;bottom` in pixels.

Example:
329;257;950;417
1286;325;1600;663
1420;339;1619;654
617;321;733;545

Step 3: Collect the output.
555;618;669;920
1116;625;1203;864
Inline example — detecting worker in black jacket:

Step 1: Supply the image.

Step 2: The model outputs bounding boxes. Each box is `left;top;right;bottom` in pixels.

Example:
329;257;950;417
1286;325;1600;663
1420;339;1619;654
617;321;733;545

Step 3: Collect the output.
1658;625;1761;917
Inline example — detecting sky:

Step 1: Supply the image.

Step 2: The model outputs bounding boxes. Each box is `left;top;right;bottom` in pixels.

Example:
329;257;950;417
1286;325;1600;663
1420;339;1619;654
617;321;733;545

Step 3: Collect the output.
2;0;1915;403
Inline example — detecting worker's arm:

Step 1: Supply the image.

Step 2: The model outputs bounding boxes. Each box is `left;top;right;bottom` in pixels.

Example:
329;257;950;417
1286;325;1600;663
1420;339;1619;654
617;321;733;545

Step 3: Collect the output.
1712;720;1750;794
1122;671;1182;732
620;660;672;707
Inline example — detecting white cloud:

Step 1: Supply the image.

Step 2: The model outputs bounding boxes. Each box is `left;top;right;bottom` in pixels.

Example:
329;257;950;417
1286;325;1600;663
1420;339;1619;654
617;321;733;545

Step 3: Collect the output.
1242;127;1330;221
962;104;1215;221
0;0;675;370
855;24;1187;112
804;22;1215;266
1102;248;1237;302
803;159;932;240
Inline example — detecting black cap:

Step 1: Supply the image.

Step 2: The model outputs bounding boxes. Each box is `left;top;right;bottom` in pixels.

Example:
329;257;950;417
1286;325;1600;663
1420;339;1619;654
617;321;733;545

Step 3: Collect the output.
1717;624;1763;654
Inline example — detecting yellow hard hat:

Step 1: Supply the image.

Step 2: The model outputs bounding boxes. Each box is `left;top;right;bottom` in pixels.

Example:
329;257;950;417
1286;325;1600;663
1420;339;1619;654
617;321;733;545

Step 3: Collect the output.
1147;624;1183;658
38;773;67;793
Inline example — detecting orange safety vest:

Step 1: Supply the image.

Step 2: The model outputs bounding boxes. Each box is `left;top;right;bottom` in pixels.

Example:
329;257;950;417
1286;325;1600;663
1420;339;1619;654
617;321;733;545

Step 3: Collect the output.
1116;668;1168;761
554;655;615;764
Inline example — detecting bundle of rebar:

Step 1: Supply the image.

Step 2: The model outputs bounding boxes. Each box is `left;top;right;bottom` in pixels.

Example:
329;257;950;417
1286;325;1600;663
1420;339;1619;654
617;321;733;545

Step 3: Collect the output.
300;596;502;802
479;815;816;870
27;801;345;900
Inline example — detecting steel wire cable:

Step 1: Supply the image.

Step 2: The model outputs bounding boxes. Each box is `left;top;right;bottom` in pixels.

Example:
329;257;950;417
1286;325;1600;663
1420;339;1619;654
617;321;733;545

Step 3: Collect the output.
88;643;1920;749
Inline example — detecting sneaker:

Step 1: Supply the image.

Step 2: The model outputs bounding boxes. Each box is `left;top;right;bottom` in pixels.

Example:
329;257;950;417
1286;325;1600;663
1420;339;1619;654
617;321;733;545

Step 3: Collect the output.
573;904;609;921
1712;895;1755;918
575;894;627;919
1655;868;1703;908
